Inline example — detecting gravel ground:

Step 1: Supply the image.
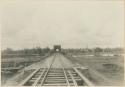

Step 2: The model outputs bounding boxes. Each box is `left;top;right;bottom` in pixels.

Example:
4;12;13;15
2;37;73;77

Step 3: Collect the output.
24;53;74;69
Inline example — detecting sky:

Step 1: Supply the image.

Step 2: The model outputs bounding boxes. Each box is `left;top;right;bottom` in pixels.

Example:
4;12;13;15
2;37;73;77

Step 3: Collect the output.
1;0;124;49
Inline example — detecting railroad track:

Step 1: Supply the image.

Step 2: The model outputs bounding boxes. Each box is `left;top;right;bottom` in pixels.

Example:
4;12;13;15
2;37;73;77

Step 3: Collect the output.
19;53;94;86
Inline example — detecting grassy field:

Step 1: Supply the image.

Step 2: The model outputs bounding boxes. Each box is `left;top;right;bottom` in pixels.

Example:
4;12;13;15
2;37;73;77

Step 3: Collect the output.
1;55;49;85
66;54;124;86
1;54;50;67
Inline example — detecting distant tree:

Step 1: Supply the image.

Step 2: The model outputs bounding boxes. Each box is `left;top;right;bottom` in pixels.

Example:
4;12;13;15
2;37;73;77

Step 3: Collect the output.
113;47;124;52
3;48;13;54
104;48;111;52
44;47;50;53
36;47;42;54
24;49;29;54
88;49;93;52
94;47;103;52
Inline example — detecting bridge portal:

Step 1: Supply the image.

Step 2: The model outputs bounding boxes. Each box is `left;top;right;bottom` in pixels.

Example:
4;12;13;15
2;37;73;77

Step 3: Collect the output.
53;45;61;52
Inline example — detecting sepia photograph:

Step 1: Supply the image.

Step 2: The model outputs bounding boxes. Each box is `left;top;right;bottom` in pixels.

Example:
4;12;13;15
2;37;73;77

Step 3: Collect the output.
1;0;124;86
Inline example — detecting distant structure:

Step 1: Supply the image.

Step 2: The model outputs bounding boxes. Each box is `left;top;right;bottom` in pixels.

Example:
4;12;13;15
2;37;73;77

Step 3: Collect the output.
53;45;61;52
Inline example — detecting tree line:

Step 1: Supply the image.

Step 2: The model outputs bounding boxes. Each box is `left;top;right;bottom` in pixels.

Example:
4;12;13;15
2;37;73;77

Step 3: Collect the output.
2;47;124;55
62;47;124;53
2;47;51;56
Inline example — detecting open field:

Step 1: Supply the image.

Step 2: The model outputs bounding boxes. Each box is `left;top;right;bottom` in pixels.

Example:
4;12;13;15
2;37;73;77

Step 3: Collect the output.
1;54;50;85
66;54;124;85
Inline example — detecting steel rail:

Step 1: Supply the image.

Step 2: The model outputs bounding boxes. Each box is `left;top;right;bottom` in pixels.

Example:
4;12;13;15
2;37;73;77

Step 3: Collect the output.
18;53;94;86
73;67;94;86
32;68;46;86
62;68;70;86
39;54;56;86
18;68;40;86
68;71;78;86
59;55;70;86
